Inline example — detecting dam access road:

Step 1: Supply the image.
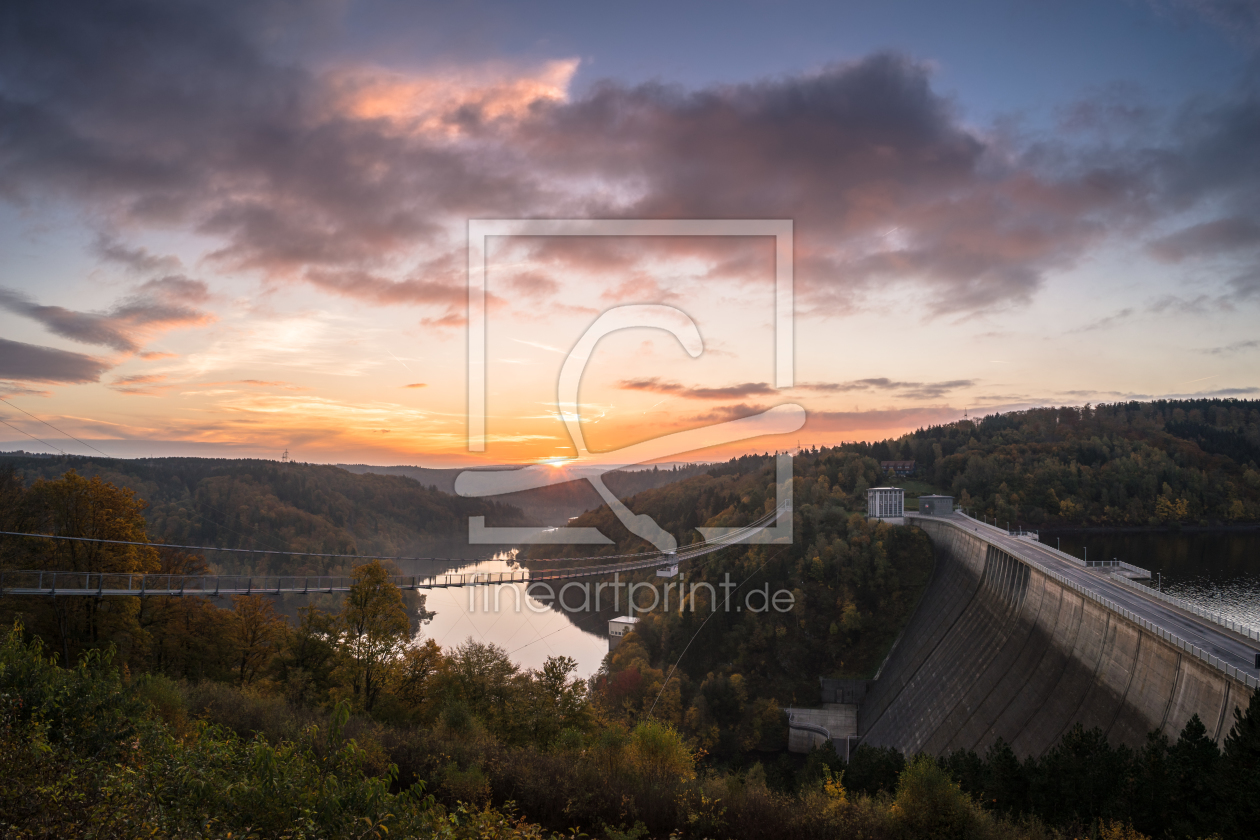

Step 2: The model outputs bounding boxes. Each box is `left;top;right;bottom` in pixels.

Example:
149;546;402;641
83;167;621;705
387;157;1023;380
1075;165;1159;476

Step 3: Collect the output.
859;511;1260;758
963;514;1260;677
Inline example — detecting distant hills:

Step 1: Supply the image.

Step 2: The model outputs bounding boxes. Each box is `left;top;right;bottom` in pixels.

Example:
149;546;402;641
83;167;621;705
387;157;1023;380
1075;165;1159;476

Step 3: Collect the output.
4;396;1256;580
0;454;529;573
0;453;713;574
337;461;711;523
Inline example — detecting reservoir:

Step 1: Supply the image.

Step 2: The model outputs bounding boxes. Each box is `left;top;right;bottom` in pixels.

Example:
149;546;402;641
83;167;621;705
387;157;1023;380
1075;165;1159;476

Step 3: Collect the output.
395;551;611;678
405;530;1260;679
1042;530;1260;627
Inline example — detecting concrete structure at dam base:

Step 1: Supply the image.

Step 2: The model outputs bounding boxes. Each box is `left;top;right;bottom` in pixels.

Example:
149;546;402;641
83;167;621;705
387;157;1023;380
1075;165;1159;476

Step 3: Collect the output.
859;515;1256;758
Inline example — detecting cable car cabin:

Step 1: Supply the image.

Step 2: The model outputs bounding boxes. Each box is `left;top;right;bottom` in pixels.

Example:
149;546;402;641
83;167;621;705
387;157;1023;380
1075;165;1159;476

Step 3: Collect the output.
656;563;680;578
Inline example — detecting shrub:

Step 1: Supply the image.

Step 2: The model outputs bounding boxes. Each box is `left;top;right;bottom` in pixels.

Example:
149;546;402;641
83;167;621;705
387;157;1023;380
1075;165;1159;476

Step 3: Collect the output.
890;754;977;840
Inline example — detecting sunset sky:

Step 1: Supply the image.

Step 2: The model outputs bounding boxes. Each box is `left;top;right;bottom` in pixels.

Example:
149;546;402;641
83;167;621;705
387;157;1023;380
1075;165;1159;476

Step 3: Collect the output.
2;0;1259;468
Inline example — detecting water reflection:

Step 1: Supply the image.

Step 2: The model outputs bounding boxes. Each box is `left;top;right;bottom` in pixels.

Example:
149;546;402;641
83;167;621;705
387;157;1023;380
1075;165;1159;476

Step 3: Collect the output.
402;550;611;679
1043;531;1260;627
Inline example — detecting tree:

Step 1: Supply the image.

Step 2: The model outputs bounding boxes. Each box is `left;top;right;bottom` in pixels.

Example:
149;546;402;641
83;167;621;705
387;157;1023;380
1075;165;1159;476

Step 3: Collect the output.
337;561;410;711
274;604;340;707
13;471;160;664
137;549;232;680
1222;689;1260;837
444;639;522;737
1166;714;1222;838
229;595;286;686
394;637;446;716
528;654;590;744
892;755;977;840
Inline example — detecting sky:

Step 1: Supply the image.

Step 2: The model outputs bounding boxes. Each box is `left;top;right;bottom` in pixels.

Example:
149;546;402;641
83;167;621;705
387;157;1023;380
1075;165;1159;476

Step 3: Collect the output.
2;0;1260;469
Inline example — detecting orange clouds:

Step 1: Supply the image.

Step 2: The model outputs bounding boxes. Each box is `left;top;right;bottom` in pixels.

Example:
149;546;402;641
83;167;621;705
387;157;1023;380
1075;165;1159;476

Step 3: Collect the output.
327;59;579;137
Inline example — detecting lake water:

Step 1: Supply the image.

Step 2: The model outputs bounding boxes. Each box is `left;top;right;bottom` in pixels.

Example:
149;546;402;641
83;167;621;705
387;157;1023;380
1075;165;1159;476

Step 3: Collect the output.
395;552;612;678
1041;531;1260;628
402;530;1260;678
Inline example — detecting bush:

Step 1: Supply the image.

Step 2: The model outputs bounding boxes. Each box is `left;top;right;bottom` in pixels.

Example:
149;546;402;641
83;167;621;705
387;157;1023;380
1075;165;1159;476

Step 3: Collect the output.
890;754;977;840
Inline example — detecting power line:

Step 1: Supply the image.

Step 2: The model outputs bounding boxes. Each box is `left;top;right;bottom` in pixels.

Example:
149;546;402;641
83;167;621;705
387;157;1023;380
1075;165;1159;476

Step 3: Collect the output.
0;425;312;555
0;415;67;455
0;399;111;459
0;529;461;562
647;545;789;718
0;506;784;578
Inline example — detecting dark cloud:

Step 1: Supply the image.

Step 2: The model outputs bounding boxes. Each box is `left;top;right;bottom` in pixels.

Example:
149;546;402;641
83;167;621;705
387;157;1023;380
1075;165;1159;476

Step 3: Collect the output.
1;0;1259;323
1201;339;1260;354
501;270;560;300
1073;307;1138;332
689;403;771;422
109;372;170;395
0;337;109;383
620;376;974;401
0;279;212;352
1205;386;1260;395
303;268;465;307
1227;267;1260;300
93;234;183;275
518;55;1152;315
1149;0;1260;46
1148;216;1260;261
0;0;552;281
619;377;777;400
0;382;52;397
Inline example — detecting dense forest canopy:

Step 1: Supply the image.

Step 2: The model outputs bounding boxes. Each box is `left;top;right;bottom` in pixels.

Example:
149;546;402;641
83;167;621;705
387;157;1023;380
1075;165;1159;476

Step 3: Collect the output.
0;454;528;573
521;448;933;755
856;398;1260;528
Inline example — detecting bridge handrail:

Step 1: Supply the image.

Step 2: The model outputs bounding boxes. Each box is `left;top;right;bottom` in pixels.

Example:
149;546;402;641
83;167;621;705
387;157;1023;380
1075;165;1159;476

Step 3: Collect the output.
909;514;1259;690
1107;571;1260;643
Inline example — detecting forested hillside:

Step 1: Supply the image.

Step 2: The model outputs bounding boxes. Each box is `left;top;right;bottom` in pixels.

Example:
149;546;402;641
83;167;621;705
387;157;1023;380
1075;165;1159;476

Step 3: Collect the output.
340;461;712;523
0;454;528;573
530;450;934;756
852;398;1260;528
3;442;1258;838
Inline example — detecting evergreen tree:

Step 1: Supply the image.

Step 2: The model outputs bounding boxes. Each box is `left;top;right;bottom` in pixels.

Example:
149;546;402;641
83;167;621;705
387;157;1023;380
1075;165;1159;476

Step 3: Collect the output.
1166;714;1222;838
1222;689;1260;838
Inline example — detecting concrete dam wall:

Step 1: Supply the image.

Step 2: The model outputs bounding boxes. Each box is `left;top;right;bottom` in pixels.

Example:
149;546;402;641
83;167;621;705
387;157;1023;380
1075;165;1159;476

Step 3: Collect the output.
859;518;1252;757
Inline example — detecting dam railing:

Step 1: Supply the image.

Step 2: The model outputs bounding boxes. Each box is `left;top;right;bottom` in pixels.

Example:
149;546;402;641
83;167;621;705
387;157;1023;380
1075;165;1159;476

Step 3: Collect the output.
910;515;1259;691
1107;571;1260;644
957;512;1153;578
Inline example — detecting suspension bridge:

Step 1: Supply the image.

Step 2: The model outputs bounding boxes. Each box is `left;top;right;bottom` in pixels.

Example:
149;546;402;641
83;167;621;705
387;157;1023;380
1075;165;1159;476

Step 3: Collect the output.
0;504;788;597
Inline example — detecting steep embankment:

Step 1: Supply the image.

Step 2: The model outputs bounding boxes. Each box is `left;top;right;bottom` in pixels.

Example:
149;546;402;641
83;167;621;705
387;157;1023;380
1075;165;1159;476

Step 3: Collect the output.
861;518;1251;757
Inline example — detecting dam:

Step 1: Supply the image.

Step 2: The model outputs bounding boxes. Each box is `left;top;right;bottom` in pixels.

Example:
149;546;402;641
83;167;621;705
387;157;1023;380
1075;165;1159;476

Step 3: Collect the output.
859;512;1260;757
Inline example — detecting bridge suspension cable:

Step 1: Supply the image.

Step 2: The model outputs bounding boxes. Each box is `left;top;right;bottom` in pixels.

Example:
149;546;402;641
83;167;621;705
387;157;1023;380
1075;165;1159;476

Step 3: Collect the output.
0;504;790;596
